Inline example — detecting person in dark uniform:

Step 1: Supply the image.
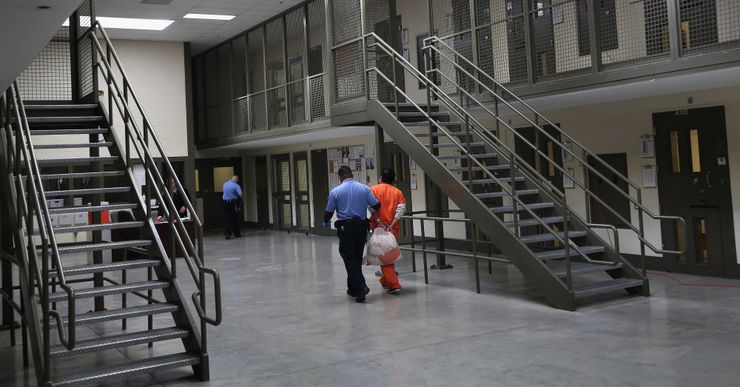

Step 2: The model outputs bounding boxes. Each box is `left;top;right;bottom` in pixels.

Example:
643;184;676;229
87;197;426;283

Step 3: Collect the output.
158;176;189;221
222;175;243;239
323;166;381;303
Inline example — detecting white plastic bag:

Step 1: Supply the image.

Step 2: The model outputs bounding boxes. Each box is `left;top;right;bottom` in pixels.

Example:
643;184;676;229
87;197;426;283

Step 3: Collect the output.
363;227;401;266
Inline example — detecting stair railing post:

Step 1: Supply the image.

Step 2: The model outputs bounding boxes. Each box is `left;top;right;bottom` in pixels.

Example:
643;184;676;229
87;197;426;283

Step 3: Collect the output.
409;217;416;272
473;223;480;294
510;151;519;238
124;80;130;166
637;188;646;278
465;115;473;191
563;194;572;291
420;218;428;284
106;42;113;126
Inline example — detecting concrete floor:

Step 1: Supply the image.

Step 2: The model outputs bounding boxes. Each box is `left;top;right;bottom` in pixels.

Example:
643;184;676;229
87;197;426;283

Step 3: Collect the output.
2;230;740;386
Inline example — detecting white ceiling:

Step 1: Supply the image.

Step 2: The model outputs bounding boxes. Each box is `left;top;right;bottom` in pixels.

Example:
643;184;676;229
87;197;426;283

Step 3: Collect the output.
0;0;81;91
95;0;303;54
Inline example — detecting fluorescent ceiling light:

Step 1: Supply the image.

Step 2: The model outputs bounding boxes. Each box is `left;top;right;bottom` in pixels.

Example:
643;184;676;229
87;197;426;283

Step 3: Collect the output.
97;16;173;31
183;13;235;21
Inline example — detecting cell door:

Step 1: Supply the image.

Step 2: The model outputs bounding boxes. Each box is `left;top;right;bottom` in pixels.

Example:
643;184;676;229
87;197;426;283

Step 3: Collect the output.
255;156;270;227
381;144;413;242
293;152;311;232
654;106;735;277
514;124;563;192
271;154;293;230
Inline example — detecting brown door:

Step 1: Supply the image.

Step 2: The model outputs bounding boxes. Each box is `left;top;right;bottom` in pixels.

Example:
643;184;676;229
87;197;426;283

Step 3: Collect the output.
653;106;735;276
271;154;293;230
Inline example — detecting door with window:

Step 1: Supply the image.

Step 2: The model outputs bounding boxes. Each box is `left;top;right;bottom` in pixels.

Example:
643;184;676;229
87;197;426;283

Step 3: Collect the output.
381;144;413;242
272;154;293;230
293;152;311;232
654;106;735;276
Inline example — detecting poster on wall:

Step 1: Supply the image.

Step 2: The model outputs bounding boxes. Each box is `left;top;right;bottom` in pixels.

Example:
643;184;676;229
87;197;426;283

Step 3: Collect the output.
326;144;374;189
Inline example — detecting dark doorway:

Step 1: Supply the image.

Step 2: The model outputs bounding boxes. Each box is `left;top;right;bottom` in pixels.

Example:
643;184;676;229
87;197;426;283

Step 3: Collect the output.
587;153;629;227
194;158;243;231
271;154;293;230
530;0;556;78
679;0;718;50
381;143;413;242
311;149;332;236
374;14;405;102
514;124;564;192
255;156;270;228
505;0;528;83
293;151;311;232
654;106;735;277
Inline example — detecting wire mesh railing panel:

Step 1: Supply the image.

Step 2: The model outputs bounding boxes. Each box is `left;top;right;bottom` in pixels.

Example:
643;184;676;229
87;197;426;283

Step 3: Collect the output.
680;0;740;54
532;0;591;82
333;41;365;102
234;98;249;133
431;0;472;37
331;0;362;44
268;87;287;129
286;8;306;83
232;36;248;97
288;82;306;124
309;75;328;121
266;18;286;89
76;0;94;100
17;28;72;101
364;0;392;37
601;0;671;69
248;28;265;93
250;93;267;132
308;0;325;76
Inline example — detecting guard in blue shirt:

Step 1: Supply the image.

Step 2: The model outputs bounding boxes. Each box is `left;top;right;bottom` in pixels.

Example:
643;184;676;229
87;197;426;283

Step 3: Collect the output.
324;166;381;303
222;175;243;239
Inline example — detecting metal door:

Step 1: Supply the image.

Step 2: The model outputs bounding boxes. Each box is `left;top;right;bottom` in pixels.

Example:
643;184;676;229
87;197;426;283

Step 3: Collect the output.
293;152;311;232
381;144;413;242
255;156;270;227
654;106;735;276
271;154;293;230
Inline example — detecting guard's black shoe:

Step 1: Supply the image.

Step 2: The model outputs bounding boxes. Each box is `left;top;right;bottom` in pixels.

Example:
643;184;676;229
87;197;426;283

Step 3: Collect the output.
355;287;370;303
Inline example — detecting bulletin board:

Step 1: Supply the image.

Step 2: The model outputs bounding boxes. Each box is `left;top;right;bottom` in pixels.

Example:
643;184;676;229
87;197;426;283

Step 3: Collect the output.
327;144;374;189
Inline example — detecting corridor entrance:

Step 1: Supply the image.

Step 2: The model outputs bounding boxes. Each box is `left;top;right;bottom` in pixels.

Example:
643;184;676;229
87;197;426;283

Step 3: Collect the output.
653;106;736;277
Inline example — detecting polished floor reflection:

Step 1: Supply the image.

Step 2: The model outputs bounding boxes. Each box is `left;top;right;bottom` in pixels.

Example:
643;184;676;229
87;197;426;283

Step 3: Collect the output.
2;230;740;386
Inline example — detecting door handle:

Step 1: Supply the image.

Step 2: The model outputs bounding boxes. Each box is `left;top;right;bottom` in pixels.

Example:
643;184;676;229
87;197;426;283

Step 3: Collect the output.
706;170;712;189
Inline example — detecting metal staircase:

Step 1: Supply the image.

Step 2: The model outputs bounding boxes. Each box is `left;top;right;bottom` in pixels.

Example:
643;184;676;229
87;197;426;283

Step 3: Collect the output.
361;33;684;310
0;16;221;386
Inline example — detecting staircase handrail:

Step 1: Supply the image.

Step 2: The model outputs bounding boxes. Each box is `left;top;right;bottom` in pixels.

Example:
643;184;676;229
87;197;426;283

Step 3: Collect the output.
363;33;603;277
6;82;77;354
87;22;222;327
423;36;685;257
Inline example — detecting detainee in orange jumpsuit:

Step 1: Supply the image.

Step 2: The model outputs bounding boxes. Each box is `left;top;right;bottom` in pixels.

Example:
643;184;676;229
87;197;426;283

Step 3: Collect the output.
370;168;406;294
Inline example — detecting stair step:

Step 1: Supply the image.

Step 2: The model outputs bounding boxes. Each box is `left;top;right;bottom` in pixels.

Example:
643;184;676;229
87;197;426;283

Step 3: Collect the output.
50;353;199;387
27;116;105;124
50;327;189;359
504;216;564;228
67;303;179;326
397;111;448;119
409;123;463;131
433;142;486;148
33;221;144;235
30;128;108;135
39;171;126;180
37;156;118;166
475;189;539;199
25;104;99;110
573;278;644;298
490;202;554;214
48;203;138;214
550;262;623;278
50;259;159;278
448;164;511;172
438;152;497;160
382;102;439;112
44;186;131;197
34;142;112;149
534;245;605;261
470;176;524;185
48;240;152;255
519;231;588;244
48;280;168;302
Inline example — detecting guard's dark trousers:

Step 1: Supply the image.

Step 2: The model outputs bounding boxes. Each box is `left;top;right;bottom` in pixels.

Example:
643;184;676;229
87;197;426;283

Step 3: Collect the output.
336;218;368;295
223;199;241;237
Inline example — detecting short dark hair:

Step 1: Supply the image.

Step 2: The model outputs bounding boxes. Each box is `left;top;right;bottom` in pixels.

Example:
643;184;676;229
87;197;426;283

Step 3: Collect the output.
337;165;353;178
381;168;395;183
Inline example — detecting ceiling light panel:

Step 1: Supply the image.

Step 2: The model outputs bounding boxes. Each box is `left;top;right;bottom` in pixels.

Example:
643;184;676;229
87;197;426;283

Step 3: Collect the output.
97;16;174;31
183;13;235;20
